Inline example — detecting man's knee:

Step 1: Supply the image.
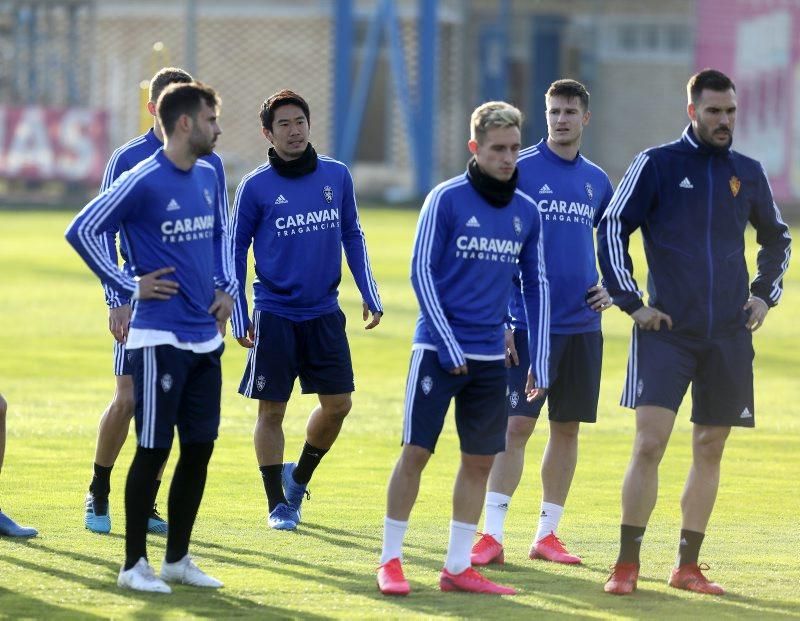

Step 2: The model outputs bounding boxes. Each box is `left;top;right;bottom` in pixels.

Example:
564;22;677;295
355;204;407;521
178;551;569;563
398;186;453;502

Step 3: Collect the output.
693;425;730;462
506;415;536;448
110;377;135;418
633;432;669;464
460;453;495;478
257;401;287;426
397;444;431;474
320;394;352;422
550;420;580;441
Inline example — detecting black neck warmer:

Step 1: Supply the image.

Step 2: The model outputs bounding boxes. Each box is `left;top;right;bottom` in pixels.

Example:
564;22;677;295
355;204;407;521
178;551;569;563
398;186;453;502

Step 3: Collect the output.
466;158;517;207
268;143;318;178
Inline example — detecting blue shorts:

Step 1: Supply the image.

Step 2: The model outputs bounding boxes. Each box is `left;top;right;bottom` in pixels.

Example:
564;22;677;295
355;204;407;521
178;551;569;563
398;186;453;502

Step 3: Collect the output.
402;348;507;455
113;341;131;376
507;329;602;422
112;300;135;376
239;309;354;402
128;344;223;449
622;327;755;427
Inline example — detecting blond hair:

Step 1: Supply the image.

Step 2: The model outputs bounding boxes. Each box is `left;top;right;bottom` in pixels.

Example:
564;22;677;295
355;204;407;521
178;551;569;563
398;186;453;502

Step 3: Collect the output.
470;101;523;143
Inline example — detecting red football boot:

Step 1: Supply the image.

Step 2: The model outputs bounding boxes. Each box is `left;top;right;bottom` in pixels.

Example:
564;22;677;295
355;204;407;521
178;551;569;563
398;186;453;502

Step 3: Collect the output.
529;532;582;564
471;533;505;566
439;567;516;595
668;563;725;595
377;558;410;596
604;562;639;595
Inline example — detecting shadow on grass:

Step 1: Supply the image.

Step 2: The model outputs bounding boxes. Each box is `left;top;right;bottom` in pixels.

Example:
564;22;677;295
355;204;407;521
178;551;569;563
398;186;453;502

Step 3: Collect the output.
0;543;329;620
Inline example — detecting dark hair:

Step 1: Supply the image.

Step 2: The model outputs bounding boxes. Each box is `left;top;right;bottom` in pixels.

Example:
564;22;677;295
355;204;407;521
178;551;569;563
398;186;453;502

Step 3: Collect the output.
156;81;219;136
149;67;193;103
687;69;736;103
259;89;310;130
546;79;590;111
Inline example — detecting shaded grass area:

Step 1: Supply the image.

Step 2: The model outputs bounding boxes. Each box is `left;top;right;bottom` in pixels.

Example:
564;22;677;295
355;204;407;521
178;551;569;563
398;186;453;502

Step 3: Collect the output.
0;209;798;619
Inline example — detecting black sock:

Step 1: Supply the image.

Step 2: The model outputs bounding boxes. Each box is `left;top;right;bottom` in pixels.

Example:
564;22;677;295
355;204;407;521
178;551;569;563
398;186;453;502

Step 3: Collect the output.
293;442;329;485
151;479;162;510
90;463;113;497
165;442;214;564
124;447;169;570
617;524;646;565
677;529;705;566
259;465;287;511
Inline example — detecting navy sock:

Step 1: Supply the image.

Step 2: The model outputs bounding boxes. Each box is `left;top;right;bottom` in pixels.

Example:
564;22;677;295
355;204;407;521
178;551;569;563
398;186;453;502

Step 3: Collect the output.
259;464;287;511
677;529;705;566
90;463;113;497
617;524;646;565
293;442;328;485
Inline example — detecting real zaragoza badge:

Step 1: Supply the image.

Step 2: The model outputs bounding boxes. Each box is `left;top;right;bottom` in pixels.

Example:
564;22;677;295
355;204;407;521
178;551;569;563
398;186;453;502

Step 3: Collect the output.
729;176;741;197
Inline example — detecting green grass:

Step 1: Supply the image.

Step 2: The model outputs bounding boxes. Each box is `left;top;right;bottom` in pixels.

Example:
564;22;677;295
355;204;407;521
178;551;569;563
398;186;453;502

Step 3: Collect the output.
0;208;798;619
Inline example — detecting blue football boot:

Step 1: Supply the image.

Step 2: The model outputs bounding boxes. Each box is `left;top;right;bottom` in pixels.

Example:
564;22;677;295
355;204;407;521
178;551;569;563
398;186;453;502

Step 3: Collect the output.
0;510;37;537
84;492;111;534
281;462;309;522
268;502;299;530
147;503;168;534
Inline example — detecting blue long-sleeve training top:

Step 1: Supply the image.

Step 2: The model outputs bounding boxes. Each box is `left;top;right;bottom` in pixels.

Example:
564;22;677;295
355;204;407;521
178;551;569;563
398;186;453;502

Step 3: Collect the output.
65;149;238;342
509;139;614;334
230;155;382;333
100;128;228;308
598;125;791;338
410;173;551;387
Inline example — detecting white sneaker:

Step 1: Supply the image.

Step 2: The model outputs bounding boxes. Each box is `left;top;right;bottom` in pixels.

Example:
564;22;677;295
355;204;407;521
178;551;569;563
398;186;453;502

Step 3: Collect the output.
117;557;172;593
160;555;223;588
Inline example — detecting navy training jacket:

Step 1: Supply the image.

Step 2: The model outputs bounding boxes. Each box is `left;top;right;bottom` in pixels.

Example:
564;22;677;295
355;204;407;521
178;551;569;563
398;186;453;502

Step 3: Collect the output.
598;125;791;339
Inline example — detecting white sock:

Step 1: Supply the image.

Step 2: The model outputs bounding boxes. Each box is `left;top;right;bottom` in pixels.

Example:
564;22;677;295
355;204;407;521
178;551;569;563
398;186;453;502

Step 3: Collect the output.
444;520;477;575
535;501;564;542
380;516;408;565
482;492;511;543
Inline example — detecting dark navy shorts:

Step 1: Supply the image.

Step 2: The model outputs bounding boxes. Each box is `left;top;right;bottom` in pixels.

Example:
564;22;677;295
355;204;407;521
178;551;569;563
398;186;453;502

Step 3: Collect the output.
622;326;755;427
402;348;507;455
128;344;224;449
114;341;131;376
507;329;602;423
239;309;355;402
112;301;135;376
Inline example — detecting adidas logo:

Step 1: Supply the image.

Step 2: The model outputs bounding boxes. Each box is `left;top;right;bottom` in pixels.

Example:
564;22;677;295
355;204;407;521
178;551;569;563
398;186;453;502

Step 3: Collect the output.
538;184;553;194
166;198;181;211
466;216;481;228
498;503;509;510
274;194;288;205
740;407;752;419
679;177;694;189
680;538;688;546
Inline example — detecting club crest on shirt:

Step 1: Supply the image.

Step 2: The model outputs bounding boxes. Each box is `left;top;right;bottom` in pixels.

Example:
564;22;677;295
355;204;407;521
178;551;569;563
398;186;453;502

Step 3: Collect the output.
585;182;594;201
420;375;433;395
513;216;522;236
510;390;519;408
257;375;266;392
729;176;741;197
160;373;173;393
204;188;213;207
323;185;334;204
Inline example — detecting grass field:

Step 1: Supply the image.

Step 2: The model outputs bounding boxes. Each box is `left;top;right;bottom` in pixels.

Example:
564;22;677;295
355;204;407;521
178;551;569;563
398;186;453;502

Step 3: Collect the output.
0;208;798;620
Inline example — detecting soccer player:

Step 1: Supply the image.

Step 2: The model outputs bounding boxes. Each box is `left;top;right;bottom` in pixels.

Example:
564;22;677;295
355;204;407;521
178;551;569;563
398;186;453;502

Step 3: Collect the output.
83;67;228;535
377;102;549;596
472;80;613;567
66;81;236;593
231;90;383;531
0;394;37;537
599;69;791;596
